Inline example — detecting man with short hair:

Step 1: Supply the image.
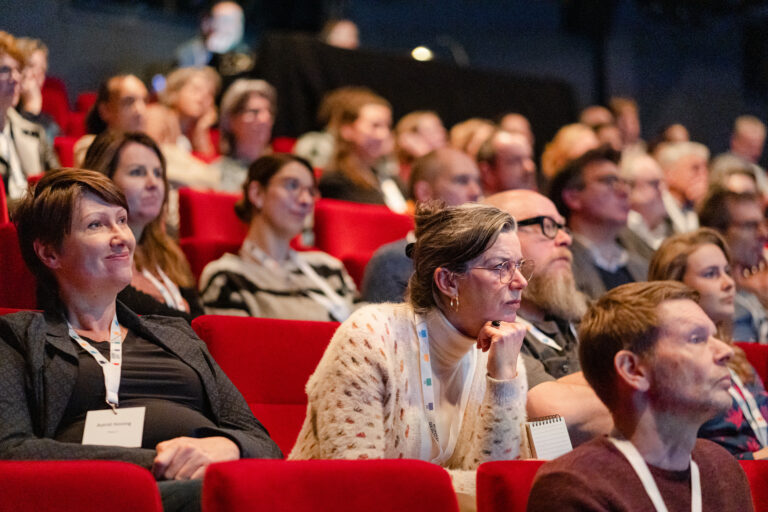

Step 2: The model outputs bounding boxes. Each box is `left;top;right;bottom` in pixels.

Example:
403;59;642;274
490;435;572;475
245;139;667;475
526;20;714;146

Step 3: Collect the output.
361;147;482;302
712;115;768;200
476;129;537;193
699;187;768;343
485;189;611;444
654;141;710;233
548;145;648;299
528;281;753;512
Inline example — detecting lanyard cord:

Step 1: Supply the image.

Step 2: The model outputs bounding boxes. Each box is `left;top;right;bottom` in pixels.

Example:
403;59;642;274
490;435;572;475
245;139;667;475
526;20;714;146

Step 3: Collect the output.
141;266;186;311
729;369;768;447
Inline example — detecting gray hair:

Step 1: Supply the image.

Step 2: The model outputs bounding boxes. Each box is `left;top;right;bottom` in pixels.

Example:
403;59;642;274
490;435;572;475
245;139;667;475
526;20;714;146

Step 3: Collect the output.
654;141;710;171
218;79;277;156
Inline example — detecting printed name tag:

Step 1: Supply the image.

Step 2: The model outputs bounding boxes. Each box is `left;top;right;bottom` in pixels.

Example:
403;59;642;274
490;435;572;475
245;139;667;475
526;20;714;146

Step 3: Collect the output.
82;406;146;447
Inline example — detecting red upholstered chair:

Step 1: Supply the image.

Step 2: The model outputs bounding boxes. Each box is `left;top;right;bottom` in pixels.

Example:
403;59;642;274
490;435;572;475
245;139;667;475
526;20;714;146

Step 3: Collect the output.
313;198;414;260
41;76;71;132
476;459;547;512
341;251;371;290
736;342;768;385
54;136;77;167
272;136;297;154
0;223;37;309
739;460;768;512
65;111;87;138
180;237;242;282
191;315;338;455
75;91;97;113
177;187;247;241
202;459;459;512
0;460;162;512
0;180;8;224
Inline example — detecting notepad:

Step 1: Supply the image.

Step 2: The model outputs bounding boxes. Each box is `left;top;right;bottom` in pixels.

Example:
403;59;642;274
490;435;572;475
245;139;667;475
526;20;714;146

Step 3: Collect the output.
525;415;573;460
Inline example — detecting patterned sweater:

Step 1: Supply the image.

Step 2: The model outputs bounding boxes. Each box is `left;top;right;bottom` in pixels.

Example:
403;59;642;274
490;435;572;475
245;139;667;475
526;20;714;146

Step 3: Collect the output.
289;303;528;495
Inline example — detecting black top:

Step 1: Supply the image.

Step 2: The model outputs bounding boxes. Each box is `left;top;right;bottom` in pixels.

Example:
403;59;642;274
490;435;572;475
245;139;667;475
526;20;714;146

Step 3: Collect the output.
117;285;205;323
318;170;386;205
595;265;635;293
55;330;217;449
521;316;581;388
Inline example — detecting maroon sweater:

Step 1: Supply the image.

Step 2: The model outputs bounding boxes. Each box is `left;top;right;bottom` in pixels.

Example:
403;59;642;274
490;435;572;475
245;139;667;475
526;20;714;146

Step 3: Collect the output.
527;437;753;512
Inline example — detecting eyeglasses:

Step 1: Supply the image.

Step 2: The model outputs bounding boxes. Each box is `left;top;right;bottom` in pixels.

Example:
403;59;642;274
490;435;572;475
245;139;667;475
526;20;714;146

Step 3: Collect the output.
469;258;535;284
591;174;632;190
0;65;19;80
517;216;570;240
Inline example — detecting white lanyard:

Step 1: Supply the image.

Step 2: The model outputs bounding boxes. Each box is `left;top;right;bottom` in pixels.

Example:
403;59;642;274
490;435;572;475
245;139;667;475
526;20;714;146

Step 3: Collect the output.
729;369;768;447
141;266;186;311
67;313;123;412
414;313;476;465
609;436;701;512
380;178;407;214
516;316;566;351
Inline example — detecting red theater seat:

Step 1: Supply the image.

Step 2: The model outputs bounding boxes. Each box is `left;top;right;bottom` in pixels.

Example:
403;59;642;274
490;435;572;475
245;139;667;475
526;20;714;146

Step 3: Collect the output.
0;180;8;224
0;223;37;309
0;460;162;512
313;198;414;261
736;342;768;385
202;459;459;512
341;251;370;290
740;460;768;512
476;459;547;512
41;76;71;132
272;136;297;154
65;111;87;138
75;91;97;113
191;315;338;455
54;136;77;167
180;237;241;282
177;187;247;241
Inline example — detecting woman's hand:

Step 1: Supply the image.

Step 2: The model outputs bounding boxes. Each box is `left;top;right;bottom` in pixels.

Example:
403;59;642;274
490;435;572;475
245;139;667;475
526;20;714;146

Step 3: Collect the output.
476;320;526;380
152;436;240;480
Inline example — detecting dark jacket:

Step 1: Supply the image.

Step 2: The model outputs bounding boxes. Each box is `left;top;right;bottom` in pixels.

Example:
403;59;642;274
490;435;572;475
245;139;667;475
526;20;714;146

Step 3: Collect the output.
0;302;282;468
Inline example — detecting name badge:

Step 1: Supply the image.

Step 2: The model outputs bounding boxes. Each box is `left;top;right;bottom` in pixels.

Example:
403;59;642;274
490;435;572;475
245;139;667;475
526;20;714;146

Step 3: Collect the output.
82;406;146;447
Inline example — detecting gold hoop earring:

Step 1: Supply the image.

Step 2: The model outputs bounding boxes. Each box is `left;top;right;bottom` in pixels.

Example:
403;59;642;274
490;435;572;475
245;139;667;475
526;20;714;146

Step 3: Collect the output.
450;295;459;312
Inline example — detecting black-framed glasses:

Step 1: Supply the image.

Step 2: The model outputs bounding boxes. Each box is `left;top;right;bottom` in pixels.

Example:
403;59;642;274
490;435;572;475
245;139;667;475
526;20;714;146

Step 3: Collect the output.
469;258;535;284
517;216;570;240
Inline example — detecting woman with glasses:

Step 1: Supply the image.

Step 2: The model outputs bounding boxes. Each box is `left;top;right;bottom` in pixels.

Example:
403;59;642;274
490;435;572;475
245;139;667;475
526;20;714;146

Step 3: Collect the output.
290;202;531;505
199;154;358;321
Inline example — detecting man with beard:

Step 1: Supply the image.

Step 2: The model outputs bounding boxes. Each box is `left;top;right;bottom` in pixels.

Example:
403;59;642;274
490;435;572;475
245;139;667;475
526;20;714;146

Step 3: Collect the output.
485;190;612;445
528;282;752;511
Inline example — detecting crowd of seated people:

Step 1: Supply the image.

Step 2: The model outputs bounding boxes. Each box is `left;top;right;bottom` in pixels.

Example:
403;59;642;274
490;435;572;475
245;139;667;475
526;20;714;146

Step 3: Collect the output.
5;17;768;512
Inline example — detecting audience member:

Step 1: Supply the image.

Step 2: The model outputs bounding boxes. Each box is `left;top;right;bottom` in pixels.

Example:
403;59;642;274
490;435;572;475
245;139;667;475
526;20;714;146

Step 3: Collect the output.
549;146;648;299
647;122;691;155
394;110;447;184
498;112;534;148
650;228;768;459
449;117;496;160
75;74;148;166
610;96;644;150
362;147;482;302
528;281;753;512
213;78;277;192
594;122;624;152
654;141;710;233
711;115;768;201
711;161;760;195
0;31;58;200
476;129;536;193
14;37;58;143
578;105;614;130
320;19;360;50
3;168;281;512
699;187;768;343
83;131;203;321
291;202;529;505
318;88;405;211
621;151;674;255
200;154;358;321
485;189;612;445
540;123;599;182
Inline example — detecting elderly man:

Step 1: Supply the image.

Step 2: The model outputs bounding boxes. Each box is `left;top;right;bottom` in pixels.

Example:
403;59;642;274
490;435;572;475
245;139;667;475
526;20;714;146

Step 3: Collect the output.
476;129;537;193
0;31;58;200
528;281;753;512
549;145;648;299
485;190;611;444
699;187;768;343
654;141;710;233
361;147;482;302
712;115;768;200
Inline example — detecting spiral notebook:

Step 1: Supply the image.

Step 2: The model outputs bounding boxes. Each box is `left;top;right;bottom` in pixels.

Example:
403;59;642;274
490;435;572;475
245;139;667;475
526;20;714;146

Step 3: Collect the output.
525;415;573;460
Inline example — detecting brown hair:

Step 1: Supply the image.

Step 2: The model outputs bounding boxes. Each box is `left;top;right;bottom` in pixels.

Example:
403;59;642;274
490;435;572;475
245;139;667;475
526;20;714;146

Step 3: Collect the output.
12;168;129;306
649;228;754;383
82;131;193;288
160;66;221;111
407;202;516;312
579;281;699;408
328;88;391;190
0;31;24;65
234;153;316;223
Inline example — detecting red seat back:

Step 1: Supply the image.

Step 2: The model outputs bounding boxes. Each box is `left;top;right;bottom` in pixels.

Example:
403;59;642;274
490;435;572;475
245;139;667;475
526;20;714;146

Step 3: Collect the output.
177;187;247;241
191;315;338;455
180;237;242;282
75;91;97;113
739;460;768;512
41;76;70;132
54;136;77;167
202;459;459;512
476;460;547;512
0;460;162;512
65;111;87;138
272;136;297;154
0;223;37;309
0;180;8;224
736;342;768;385
341;251;370;290
313;198;414;260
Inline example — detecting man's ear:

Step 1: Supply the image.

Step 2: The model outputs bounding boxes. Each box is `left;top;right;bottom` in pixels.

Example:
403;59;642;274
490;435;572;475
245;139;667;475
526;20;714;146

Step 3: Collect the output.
33;240;61;271
412;180;432;203
97;101;113;125
433;266;459;298
562;187;582;212
247;180;264;210
614;349;651;392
